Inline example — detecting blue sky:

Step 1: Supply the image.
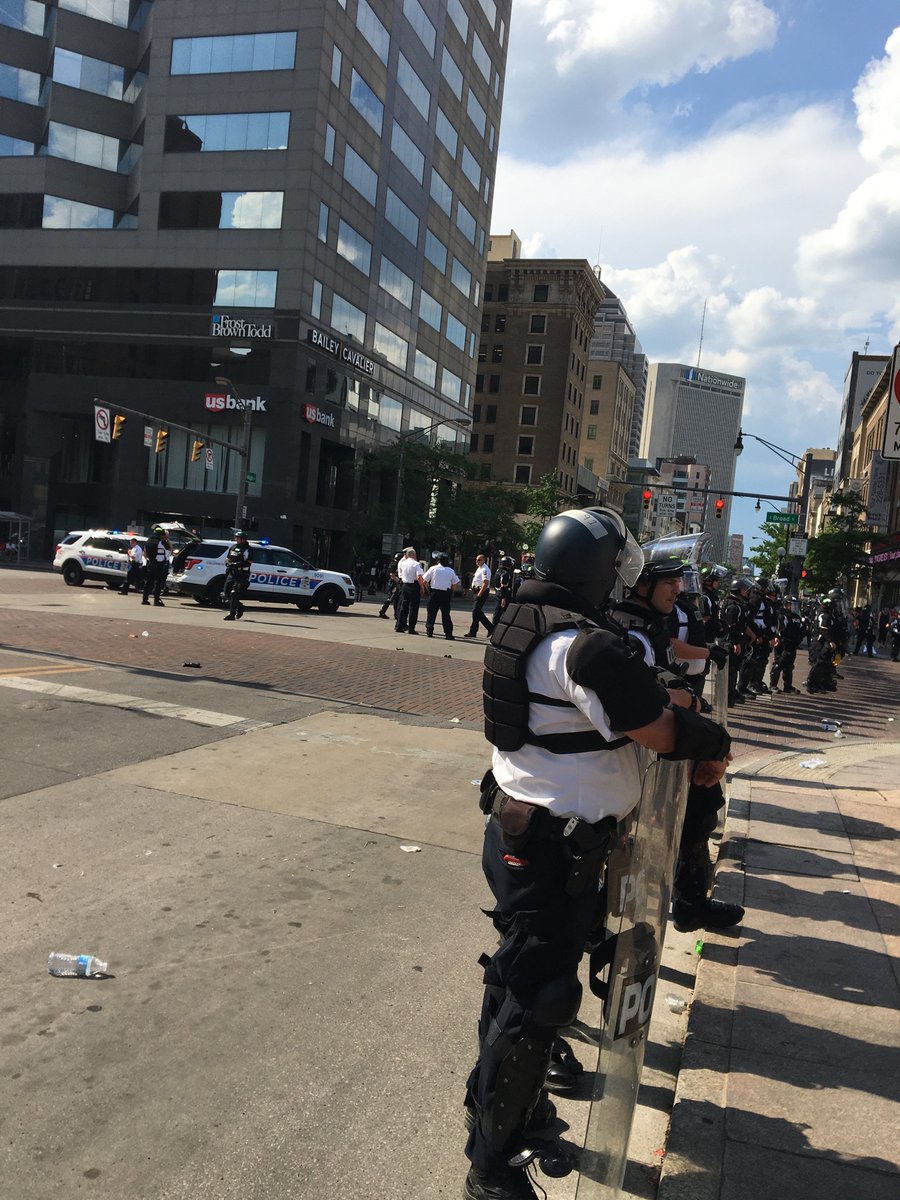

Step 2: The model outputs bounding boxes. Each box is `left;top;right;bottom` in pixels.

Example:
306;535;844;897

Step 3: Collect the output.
491;1;900;553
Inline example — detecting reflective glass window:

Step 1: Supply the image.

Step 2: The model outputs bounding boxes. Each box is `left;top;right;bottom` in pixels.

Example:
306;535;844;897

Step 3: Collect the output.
478;0;497;25
164;112;289;152
357;0;389;64
397;53;430;120
332;293;366;341
451;258;472;298
43;122;119;171
379;257;414;308
446;314;467;350
317;202;329;242
466;90;487;137
53;48;124;99
311;279;323;319
424;230;447;272
324;123;335;165
337;219;372;275
214;270;277;308
403;0;435;56
0;194;42;227
170;32;296;75
461;145;480;189
374;323;408;370
441;47;463;99
42;195;121;229
391;122;424;182
385;189;419;246
456;200;476;243
343;145;378;205
159;191;284;229
331;44;342;87
60;0;129;25
483;174;491;203
441;368;462;403
0;63;40;104
429;168;452;216
447;0;468;41
436;108;458;157
0;1;44;33
419;290;442;331
0;135;34;156
350;69;383;135
472;32;491;81
414;350;437;388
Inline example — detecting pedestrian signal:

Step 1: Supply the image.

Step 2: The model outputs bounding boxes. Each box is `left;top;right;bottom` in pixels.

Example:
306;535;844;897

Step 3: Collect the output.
642;489;652;510
155;429;168;454
191;439;205;462
714;498;725;519
112;414;126;440
800;568;808;579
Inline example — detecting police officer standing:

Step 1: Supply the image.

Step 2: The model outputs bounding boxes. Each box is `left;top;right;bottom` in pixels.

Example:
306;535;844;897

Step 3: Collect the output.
394;547;425;634
379;552;403;620
223;531;252;621
464;554;493;639
423;552;460;639
464;509;731;1200
769;599;804;693
492;555;515;627
141;525;172;607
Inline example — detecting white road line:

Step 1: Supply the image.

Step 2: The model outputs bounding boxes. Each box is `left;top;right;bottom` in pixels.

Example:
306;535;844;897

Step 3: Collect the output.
0;675;270;730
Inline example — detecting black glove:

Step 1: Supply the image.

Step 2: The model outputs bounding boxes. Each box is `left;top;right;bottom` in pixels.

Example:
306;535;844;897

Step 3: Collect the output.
708;643;729;670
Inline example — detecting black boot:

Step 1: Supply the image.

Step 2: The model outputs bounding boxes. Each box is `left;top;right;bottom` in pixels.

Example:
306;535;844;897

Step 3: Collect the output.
463;1164;538;1200
672;898;745;932
544;1037;583;1093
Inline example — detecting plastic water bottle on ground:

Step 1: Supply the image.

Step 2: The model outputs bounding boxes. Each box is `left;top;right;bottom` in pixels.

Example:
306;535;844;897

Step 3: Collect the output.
47;952;108;978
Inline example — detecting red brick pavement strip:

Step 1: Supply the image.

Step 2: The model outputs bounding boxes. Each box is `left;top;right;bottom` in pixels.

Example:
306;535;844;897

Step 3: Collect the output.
0;607;486;725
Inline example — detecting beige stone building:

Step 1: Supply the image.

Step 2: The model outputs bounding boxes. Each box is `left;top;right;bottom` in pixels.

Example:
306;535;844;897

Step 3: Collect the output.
578;361;635;510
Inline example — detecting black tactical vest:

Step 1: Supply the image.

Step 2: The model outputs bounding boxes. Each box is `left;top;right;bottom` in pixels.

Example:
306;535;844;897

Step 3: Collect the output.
483;602;628;754
612;599;676;668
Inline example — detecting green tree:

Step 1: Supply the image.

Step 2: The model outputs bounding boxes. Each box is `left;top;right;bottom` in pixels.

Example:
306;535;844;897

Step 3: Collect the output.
802;490;871;594
519;472;567;549
748;521;793;579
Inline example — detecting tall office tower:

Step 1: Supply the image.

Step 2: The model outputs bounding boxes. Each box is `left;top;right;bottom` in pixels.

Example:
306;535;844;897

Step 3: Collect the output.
0;0;510;565
469;242;606;498
835;352;890;486
640;363;745;560
589;289;648;460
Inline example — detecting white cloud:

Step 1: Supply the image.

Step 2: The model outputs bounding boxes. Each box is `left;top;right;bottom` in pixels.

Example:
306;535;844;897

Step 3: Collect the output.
854;27;900;167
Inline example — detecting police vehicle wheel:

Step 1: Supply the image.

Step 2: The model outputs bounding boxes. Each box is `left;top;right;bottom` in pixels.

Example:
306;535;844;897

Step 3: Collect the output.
62;561;84;586
315;586;342;614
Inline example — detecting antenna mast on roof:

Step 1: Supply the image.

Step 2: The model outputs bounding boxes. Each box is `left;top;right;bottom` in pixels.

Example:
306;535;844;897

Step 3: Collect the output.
696;298;707;368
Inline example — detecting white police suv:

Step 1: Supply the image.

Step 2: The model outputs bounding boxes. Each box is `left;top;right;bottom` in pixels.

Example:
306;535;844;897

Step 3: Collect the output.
53;530;145;587
168;540;355;613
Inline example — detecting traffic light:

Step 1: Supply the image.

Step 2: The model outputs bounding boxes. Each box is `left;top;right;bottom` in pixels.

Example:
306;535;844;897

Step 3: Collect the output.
642;489;652;510
800;568;808;579
714;497;725;519
191;439;205;463
155;428;168;454
112;414;126;440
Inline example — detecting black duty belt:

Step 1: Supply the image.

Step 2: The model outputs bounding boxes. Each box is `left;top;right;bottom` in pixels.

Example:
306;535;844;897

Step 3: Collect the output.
490;786;617;849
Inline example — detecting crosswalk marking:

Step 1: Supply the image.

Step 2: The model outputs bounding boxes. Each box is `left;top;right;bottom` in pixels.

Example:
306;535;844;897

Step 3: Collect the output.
0;675;270;730
0;664;88;677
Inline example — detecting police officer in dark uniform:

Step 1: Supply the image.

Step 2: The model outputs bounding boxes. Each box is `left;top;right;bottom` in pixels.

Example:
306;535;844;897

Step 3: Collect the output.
699;564;727;643
722;577;754;705
463;508;731;1200
769;599;804;693
807;599;837;693
378;552;403;620
141;524;172;607
222;531;252;621
492;554;515;626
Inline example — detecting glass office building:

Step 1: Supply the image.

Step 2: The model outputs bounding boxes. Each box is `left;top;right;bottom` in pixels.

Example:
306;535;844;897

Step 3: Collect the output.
0;0;510;565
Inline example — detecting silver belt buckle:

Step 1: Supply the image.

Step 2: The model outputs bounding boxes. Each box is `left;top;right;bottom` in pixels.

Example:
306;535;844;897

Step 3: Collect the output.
562;817;579;838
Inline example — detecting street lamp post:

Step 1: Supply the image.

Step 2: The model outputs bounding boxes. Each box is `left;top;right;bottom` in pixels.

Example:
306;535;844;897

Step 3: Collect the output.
390;417;470;552
214;374;253;531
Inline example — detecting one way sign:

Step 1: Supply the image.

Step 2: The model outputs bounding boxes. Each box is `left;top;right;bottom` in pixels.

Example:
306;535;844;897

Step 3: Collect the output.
880;345;900;460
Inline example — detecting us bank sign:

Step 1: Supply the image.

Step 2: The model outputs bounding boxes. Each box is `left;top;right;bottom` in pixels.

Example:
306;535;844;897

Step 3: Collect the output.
211;314;273;339
307;327;376;375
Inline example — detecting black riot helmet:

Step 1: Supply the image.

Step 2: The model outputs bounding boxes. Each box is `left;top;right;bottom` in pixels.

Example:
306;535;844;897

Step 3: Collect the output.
533;507;643;607
632;556;684;606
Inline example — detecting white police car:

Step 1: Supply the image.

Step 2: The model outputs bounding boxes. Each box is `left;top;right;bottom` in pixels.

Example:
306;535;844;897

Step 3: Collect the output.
53;530;144;587
168;539;355;613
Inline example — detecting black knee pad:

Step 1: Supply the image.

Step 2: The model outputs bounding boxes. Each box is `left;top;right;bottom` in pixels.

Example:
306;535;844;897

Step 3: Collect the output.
531;973;582;1029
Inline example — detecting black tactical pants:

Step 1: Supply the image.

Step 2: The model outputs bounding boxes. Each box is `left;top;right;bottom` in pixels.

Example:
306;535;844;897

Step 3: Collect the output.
395;581;421;632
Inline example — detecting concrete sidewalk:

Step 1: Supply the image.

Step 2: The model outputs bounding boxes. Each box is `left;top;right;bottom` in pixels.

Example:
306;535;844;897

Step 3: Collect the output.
658;736;900;1199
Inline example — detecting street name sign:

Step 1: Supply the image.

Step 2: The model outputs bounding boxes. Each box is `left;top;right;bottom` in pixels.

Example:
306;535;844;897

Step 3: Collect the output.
765;512;799;525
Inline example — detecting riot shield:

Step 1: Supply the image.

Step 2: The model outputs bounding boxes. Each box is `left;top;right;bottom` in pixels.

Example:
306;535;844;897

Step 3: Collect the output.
574;752;690;1199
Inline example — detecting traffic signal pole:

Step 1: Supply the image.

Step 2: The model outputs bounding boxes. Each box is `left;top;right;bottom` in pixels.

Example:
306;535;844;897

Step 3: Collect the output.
94;399;240;455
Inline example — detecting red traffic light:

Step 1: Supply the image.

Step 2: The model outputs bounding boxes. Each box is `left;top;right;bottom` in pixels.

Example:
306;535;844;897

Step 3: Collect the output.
642;489;652;510
714;497;725;519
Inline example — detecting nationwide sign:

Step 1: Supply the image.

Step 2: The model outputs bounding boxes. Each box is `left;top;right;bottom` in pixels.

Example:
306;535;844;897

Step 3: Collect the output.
880;345;900;460
307;326;376;375
303;402;336;428
681;367;743;392
210;314;273;339
204;392;267;413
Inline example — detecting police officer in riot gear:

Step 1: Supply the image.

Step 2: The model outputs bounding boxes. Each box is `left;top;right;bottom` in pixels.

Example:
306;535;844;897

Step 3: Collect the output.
770;599;804;693
493;554;516;626
723;577;755;705
379;552;403;620
222;531;252;621
141;524;171;607
464;508;731;1200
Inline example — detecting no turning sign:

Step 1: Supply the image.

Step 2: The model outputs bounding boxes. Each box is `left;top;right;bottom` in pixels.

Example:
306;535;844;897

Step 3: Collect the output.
94;404;111;443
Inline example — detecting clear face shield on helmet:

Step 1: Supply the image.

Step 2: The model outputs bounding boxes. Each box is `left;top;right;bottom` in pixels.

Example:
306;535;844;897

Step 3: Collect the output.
680;565;701;596
603;510;644;589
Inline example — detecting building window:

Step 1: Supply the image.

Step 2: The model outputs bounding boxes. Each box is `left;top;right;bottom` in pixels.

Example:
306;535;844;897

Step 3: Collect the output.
523;376;541;395
52;48;124;99
436;108;459;157
483;434;495;452
429;168;453;216
520;406;537;425
42;196;117;229
475;375;484;393
403;0;436;56
589;399;599;414
456;201;477;243
479;463;492;480
311;279;323;319
357;0;390;64
317;202;329;243
526;344;544;365
391;121;425;182
350;69;384;134
472;32;491;82
447;0;468;39
374;322;408;369
385;188;419;245
488;344;502;364
489;375;500;393
478;344;487;363
214;269;277;308
494;313;506;333
485;405;497;423
441;45;463;99
424;229;448;272
461;144;481;189
470;433;479;452
331;44;342;86
164;112;290;152
332;293;366;341
0;0;44;33
337;218;372;274
343;145;378;204
586;424;597;440
498;284;509;302
584;457;594;472
397;53;430;118
533;283;549;302
441;368;462;402
514;464;532;485
451;258;472;298
414;349;437;387
419;289;442;330
446;314;467;350
324;123;335;165
379;257;414;308
170;32;297;75
530;314;546;334
158;190;283;229
517;436;534;456
466;90;487;137
592;374;603;389
473;404;482;422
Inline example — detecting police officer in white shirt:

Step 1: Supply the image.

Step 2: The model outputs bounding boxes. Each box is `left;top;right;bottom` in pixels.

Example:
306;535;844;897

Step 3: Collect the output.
395;547;425;634
464;554;493;638
423;553;461;639
463;508;731;1200
119;538;144;596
